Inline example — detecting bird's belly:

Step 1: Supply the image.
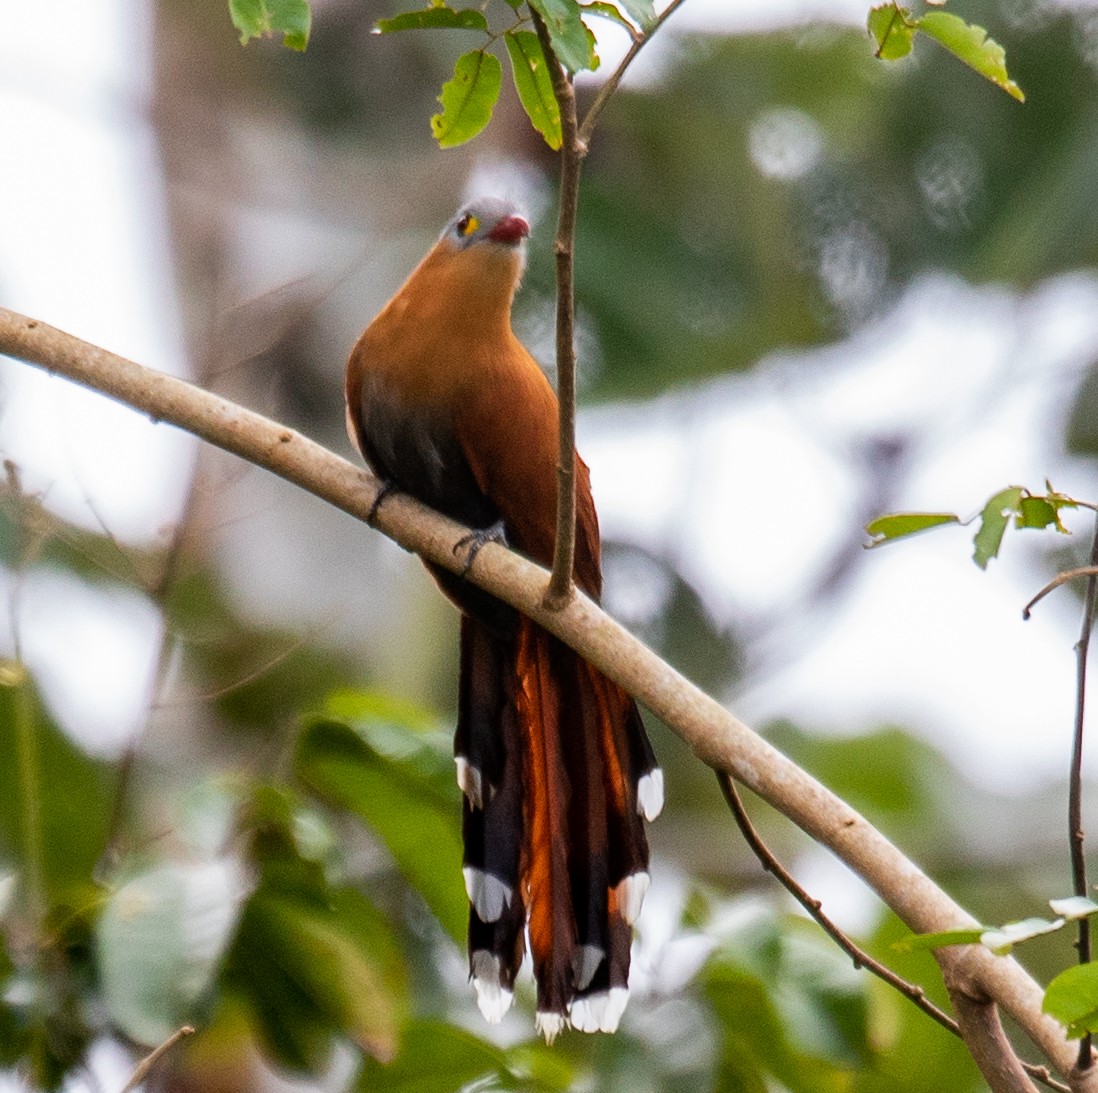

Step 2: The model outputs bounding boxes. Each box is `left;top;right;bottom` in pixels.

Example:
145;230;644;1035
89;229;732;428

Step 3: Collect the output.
358;376;499;531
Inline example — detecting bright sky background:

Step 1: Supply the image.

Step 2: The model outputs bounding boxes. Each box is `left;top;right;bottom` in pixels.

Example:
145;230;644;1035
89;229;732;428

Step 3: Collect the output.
2;0;1098;1082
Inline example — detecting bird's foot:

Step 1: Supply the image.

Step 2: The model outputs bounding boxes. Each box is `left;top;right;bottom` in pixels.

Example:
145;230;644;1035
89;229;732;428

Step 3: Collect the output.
367;480;400;526
454;520;508;576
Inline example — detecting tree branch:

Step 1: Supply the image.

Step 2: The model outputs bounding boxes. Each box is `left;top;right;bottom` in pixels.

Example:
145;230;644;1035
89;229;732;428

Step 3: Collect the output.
946;986;1042;1093
0;306;1082;1083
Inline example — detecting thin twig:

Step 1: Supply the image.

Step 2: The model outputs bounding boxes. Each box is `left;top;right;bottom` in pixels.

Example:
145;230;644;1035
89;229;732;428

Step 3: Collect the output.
532;9;582;610
717;772;1071;1093
1070;515;1098;1071
1023;566;1098;620
120;1025;195;1092
716;772;958;1035
537;0;687;608
577;0;689;146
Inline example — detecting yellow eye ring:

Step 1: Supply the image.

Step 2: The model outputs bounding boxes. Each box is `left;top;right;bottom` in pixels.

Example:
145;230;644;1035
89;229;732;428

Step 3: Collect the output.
458;214;479;237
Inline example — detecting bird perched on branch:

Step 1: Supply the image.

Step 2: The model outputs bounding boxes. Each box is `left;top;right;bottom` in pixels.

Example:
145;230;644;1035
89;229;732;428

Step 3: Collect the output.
345;198;662;1040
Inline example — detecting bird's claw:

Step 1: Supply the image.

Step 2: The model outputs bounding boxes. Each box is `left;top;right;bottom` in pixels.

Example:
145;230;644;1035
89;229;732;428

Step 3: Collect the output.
454;520;508;576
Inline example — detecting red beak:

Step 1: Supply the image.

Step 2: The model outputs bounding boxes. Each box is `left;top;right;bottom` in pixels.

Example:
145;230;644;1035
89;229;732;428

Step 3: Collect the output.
488;215;530;245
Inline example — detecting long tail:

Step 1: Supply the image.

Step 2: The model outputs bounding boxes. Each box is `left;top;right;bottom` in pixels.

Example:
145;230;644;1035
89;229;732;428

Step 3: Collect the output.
455;614;662;1040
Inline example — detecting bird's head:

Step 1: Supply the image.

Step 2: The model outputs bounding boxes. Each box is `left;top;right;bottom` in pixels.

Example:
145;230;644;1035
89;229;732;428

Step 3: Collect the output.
442;198;531;251
429;199;531;309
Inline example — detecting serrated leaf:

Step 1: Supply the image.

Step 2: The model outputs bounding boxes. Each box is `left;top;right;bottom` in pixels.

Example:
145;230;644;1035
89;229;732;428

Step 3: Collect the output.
891;927;984;953
374;6;489;33
617;0;657;29
431;49;502;148
505;31;562;150
865;511;961;546
973;486;1023;569
528;0;595;73
1045;962;1098;1038
867;2;916;60
1050;896;1098;920
295;719;466;942
229;0;311;50
919;11;1024;102
980;916;1063;954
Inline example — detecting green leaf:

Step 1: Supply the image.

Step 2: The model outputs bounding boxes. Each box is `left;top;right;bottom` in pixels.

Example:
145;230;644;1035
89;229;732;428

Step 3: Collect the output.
243;888;401;1062
919;11;1024;102
97;861;247;1046
374;6;489;33
980;916;1064;955
431;50;502;148
505;31;563;150
295;718;467;942
865;511;961;546
1045;962;1098;1038
528;0;596;73
1017;496;1068;532
616;0;657;29
355;1019;506;1092
892;927;984;953
973;486;1023;569
580;2;637;31
229;0;311;50
0;662;112;911
867;2;917;61
1051;896;1098;920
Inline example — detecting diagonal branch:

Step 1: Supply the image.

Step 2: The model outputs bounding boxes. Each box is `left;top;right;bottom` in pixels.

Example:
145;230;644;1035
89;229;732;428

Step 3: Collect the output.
0;306;1083;1084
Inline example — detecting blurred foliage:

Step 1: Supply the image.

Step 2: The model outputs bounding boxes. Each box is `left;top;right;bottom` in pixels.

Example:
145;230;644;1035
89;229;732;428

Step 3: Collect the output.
6;0;1098;1087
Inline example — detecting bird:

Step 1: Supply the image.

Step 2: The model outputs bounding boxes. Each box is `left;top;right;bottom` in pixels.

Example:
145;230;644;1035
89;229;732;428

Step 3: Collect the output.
345;197;662;1041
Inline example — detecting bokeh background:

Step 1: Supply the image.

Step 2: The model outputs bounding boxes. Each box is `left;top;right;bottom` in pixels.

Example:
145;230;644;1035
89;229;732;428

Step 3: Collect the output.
3;0;1098;1088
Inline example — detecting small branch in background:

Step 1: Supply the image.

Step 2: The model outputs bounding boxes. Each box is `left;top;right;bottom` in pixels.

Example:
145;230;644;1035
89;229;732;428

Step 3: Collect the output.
1070;515;1098;1071
716;773;1071;1093
1023;566;1098;620
716;772;957;1034
120;1025;195;1093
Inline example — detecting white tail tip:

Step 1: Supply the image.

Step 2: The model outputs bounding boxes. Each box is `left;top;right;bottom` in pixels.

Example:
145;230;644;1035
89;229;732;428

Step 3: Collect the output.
615;871;650;926
462;866;512;923
471;951;514;1023
637;768;664;821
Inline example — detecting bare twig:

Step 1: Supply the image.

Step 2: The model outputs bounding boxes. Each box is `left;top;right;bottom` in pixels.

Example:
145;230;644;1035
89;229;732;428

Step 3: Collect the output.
1023;566;1098;620
536;0;687;608
532;8;582;610
1070;516;1098;1071
120;1024;195;1092
577;0;689;145
0;307;1083;1082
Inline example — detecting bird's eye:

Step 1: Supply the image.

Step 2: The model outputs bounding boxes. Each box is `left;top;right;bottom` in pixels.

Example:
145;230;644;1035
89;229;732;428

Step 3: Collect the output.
457;214;479;237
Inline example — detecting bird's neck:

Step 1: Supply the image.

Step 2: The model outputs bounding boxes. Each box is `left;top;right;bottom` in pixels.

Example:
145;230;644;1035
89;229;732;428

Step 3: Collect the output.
392;242;522;342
